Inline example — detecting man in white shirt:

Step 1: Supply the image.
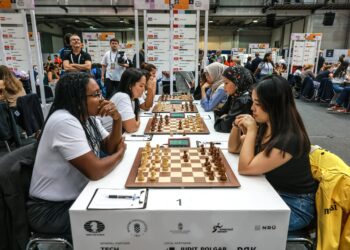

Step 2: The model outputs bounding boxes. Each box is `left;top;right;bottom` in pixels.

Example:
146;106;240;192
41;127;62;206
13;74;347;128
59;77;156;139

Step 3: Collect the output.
101;38;129;99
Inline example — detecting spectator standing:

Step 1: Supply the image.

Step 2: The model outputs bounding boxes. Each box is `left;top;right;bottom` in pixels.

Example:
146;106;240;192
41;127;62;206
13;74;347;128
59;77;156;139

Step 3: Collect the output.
58;33;72;66
101;38;127;99
63;34;92;73
250;53;262;75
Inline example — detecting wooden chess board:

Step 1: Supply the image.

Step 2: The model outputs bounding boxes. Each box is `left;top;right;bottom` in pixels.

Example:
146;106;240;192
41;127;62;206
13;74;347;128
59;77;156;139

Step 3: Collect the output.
152;102;198;113
125;146;240;188
158;94;193;102
144;114;210;135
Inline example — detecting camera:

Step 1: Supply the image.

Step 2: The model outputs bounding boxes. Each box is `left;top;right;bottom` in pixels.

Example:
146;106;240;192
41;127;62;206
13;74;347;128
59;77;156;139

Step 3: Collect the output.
118;51;128;64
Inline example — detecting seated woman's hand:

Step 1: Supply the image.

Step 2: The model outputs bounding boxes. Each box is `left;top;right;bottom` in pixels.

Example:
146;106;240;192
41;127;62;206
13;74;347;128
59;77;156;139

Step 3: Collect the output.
98;100;121;121
235;114;257;133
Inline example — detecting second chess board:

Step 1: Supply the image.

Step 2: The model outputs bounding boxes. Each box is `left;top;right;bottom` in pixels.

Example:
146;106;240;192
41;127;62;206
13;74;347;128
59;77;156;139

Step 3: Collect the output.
152;101;198;113
144;114;210;135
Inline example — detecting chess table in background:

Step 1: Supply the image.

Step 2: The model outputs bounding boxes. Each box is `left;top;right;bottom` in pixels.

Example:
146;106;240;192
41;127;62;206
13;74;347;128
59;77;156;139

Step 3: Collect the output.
158;94;194;102
125;144;240;188
152;101;198;113
144;114;210;135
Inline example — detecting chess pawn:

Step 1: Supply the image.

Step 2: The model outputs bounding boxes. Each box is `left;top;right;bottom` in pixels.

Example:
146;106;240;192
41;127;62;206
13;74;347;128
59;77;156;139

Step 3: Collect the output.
155;153;161;163
163;147;169;156
149;170;157;181
137;169;145;181
161;157;169;171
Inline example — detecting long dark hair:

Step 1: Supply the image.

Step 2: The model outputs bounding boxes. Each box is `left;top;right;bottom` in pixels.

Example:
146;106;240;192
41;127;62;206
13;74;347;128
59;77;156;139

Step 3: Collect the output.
262;52;274;68
116;68;145;120
38;72;103;155
254;75;310;157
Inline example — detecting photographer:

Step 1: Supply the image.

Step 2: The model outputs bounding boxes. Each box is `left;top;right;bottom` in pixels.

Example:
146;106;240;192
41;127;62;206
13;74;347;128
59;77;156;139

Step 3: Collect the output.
101;38;130;99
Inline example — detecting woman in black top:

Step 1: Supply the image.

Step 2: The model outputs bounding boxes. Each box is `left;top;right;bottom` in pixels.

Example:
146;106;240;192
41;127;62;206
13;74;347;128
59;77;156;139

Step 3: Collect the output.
214;66;254;133
228;75;318;231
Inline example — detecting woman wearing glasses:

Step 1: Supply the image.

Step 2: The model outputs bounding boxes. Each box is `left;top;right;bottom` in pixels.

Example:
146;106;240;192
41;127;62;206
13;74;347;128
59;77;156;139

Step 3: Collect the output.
28;72;126;241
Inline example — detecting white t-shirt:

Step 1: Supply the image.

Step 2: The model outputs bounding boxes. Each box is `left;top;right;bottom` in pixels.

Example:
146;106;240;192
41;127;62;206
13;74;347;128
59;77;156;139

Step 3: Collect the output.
97;92;145;132
29;110;108;201
101;50;125;81
258;62;274;75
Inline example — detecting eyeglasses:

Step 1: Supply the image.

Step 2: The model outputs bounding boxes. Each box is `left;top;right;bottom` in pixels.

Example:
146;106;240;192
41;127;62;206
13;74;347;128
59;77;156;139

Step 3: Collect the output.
70;38;81;42
87;92;103;99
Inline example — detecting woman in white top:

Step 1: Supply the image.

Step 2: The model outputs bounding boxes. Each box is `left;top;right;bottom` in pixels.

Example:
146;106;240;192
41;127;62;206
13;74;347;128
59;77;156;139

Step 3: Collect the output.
254;52;275;80
28;72;126;241
111;68;146;133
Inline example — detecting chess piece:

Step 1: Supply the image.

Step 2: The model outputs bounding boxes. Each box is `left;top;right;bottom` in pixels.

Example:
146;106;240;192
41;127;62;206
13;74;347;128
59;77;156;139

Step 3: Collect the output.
208;172;215;181
204;157;210;166
137;169;145;181
200;145;205;155
155;153;161;163
149;170;157;181
178;120;182;130
163;147;169;156
161;157;169;171
219;174;227;181
183;150;189;162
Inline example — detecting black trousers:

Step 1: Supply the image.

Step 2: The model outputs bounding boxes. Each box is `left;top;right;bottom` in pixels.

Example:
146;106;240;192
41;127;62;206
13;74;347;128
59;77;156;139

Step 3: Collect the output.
27;197;74;243
105;78;120;99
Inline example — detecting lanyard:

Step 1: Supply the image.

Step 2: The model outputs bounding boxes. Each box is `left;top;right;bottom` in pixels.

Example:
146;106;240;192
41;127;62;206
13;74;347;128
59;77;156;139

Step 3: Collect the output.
110;51;118;63
71;53;81;64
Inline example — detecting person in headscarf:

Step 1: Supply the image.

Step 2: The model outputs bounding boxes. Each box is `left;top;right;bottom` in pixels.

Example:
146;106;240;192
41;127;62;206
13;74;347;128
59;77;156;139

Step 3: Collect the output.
200;62;228;111
214;66;254;133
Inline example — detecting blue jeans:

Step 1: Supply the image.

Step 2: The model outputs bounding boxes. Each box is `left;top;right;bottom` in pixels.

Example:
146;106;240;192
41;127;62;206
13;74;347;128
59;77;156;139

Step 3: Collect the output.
278;191;315;231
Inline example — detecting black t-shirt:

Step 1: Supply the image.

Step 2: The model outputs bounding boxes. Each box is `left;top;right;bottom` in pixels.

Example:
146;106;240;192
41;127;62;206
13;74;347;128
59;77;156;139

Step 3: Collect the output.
63;50;92;72
258;135;318;194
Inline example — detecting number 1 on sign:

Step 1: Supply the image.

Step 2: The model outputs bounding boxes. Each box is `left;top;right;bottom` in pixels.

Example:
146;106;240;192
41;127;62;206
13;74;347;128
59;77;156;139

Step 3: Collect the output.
176;199;182;206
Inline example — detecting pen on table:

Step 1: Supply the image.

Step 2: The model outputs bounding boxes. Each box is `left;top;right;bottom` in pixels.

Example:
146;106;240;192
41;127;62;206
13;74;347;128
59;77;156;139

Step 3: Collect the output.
131;135;148;137
108;195;139;199
202;141;222;145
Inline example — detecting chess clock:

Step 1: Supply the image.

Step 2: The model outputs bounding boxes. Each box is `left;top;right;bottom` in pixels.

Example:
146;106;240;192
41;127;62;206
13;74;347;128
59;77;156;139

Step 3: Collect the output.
169;100;182;104
170;112;185;118
168;138;190;148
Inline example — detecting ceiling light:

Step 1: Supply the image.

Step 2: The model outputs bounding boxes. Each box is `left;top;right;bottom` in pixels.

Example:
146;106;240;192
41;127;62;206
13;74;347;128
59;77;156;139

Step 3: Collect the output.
119;20;125;23
89;26;96;29
209;20;214;23
253;20;258;23
75;19;80;23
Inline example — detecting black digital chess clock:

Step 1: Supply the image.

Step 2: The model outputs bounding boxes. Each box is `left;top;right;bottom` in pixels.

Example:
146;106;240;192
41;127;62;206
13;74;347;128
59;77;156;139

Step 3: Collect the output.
168;138;190;148
170;112;185;118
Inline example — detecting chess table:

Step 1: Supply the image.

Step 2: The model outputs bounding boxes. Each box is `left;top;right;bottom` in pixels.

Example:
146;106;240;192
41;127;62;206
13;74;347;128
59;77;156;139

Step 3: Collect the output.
144;114;210;135
125;145;240;188
158;94;193;102
152;101;198;113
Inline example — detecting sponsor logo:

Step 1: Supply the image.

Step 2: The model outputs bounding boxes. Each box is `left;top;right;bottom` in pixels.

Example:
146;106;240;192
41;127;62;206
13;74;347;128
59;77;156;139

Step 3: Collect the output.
127;219;147;237
237;247;257;250
254;225;276;231
212;223;233;233
324;204;337;215
84;220;105;234
170;223;191;234
100;248;119;250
